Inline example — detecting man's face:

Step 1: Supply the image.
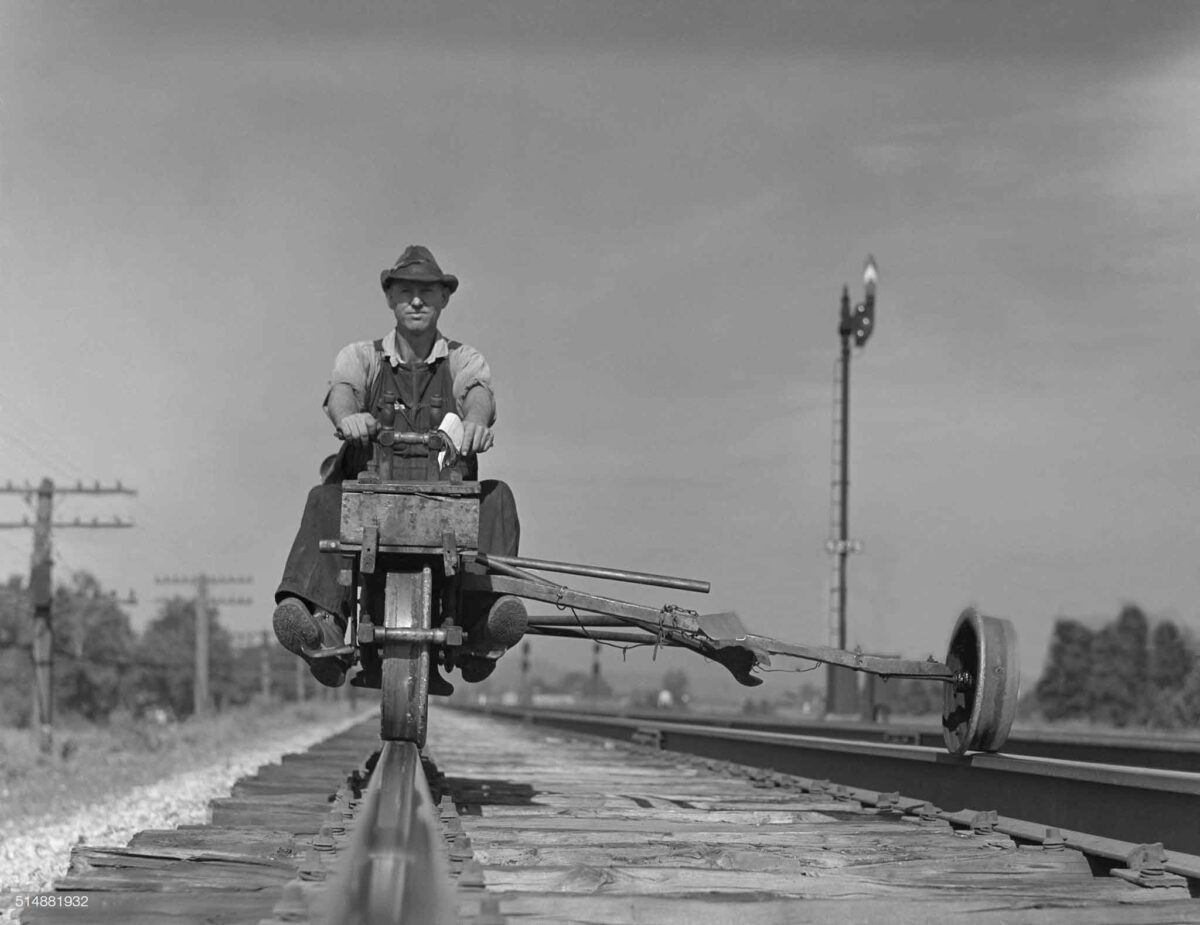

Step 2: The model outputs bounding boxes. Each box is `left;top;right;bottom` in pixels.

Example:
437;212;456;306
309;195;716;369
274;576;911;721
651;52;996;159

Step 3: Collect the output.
386;280;449;336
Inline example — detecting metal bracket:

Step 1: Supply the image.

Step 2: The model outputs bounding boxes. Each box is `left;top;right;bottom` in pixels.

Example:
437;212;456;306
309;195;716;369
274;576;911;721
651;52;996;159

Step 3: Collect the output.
630;727;664;749
442;529;458;577
361;524;379;575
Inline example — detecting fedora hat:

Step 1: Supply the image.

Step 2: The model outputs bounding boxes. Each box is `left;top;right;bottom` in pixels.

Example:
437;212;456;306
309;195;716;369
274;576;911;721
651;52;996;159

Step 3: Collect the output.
380;245;459;293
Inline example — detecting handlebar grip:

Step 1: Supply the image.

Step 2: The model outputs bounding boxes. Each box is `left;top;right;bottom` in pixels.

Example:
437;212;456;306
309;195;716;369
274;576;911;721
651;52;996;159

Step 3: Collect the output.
334;427;459;463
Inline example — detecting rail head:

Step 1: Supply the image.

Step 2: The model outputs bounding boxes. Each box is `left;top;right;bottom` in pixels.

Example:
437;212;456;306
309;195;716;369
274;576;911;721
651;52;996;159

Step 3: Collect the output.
319;740;457;925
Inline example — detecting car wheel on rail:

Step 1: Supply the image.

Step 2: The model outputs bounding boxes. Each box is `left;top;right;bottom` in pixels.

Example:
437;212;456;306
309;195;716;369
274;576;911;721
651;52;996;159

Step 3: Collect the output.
381;567;432;747
942;608;1019;755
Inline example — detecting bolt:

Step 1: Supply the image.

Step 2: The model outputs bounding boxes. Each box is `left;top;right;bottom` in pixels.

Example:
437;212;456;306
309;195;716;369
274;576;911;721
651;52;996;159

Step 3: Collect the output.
916;803;942;824
1127;843;1166;876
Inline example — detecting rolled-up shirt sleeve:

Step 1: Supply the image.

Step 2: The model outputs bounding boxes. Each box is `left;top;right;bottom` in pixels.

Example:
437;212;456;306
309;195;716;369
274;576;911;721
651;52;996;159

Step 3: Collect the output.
322;341;374;412
449;343;495;423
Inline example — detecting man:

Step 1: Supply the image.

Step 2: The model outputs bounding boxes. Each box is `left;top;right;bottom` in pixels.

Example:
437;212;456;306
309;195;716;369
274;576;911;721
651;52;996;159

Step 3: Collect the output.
273;245;525;694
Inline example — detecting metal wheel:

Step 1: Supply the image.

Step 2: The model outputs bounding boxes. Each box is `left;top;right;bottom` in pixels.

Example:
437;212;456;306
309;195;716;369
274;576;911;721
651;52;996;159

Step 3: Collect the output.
380;567;432;745
942;608;1019;755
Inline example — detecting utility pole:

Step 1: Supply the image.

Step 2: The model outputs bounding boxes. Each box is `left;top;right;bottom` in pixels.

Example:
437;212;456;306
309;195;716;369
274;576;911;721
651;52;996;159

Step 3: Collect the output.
260;630;272;701
295;655;306;703
229;631;273;702
520;640;532;706
155;574;252;717
824;257;877;716
590;641;601;704
0;478;135;752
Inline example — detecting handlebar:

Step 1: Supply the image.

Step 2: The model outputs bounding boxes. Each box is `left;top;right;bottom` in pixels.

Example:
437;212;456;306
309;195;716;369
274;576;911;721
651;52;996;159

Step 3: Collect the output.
335;425;462;471
376;430;448;450
334;427;447;449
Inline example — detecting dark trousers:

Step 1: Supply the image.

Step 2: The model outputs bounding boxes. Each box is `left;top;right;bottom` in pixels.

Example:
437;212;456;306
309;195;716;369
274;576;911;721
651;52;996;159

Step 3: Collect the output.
276;479;520;626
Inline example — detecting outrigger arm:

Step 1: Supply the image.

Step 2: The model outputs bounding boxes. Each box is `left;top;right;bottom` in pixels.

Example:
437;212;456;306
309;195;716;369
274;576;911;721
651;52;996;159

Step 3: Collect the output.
464;554;956;687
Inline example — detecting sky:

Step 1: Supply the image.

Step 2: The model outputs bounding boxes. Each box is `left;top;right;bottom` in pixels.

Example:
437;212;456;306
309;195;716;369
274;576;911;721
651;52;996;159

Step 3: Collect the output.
1;1;1199;700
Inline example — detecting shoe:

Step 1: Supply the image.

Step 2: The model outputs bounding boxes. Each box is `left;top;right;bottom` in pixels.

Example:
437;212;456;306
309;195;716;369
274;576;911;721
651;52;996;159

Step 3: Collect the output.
349;665;381;690
480;596;528;650
459;655;497;683
273;597;350;688
430;664;455;697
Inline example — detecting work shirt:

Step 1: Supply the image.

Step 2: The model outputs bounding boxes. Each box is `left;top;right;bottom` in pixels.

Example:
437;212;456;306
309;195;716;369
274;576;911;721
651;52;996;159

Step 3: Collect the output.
324;329;495;423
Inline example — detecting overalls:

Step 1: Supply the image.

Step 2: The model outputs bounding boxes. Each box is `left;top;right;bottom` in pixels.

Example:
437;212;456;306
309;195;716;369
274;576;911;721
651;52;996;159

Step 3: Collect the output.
325;341;477;484
279;342;519;622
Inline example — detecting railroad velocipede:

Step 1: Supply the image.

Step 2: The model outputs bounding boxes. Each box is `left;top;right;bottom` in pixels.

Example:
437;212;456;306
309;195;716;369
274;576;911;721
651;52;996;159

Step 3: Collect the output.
306;418;1019;755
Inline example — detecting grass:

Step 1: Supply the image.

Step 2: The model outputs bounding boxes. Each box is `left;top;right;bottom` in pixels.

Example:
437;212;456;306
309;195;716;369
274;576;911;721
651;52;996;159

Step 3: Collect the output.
0;700;362;828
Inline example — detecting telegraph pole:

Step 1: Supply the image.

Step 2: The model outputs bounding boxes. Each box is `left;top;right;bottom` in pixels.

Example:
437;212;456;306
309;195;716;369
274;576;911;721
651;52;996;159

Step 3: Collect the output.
295;656;306;703
260;630;272;701
0;478;135;751
824;258;877;716
155;574;252;716
520;640;532;706
590;641;601;704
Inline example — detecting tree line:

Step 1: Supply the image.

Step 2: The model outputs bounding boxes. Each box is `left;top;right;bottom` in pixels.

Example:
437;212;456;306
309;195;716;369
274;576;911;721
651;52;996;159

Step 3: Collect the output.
882;604;1200;728
0;572;304;726
1032;604;1198;728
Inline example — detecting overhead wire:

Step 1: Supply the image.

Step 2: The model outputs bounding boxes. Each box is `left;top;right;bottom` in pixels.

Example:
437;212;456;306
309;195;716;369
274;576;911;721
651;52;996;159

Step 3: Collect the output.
0;423;86;486
0;388;93;483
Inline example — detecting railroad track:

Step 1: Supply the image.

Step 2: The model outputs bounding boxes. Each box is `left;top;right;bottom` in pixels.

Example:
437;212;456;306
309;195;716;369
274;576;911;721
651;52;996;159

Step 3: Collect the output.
22;705;1200;923
596;707;1200;773
467;705;1200;883
321;739;457;924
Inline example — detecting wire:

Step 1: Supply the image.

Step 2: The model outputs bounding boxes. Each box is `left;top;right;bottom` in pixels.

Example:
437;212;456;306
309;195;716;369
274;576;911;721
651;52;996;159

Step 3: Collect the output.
0;533;29;557
0;424;85;486
555;605;652;656
0;390;92;483
758;662;822;673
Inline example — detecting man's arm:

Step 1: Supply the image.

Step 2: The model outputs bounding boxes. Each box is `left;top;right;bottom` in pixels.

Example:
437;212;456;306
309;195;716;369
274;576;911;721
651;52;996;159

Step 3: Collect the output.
326;382;376;444
459;384;495;455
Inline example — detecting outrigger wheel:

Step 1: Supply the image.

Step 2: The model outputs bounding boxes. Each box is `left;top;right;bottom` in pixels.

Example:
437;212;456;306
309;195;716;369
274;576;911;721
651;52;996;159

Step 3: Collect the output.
380;567;432;746
942;608;1020;755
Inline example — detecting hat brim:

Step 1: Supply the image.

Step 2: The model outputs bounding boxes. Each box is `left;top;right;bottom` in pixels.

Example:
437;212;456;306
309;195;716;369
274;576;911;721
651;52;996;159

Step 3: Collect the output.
380;269;459;294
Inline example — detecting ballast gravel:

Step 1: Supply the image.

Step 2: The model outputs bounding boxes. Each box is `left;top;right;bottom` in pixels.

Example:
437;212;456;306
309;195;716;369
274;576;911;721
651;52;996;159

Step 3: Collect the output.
0;709;368;922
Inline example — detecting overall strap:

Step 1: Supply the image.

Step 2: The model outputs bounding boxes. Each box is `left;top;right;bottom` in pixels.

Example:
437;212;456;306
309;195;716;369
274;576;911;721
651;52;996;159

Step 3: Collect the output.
367;339;474;480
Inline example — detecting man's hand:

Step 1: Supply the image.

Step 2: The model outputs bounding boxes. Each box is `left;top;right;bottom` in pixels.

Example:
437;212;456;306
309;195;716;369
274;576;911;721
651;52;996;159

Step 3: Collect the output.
460;420;494;456
337;412;378;444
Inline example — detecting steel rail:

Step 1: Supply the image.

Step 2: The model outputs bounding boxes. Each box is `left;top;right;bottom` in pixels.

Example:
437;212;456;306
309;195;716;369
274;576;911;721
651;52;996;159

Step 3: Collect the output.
470;705;1200;889
594;708;1200;773
320;740;456;925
